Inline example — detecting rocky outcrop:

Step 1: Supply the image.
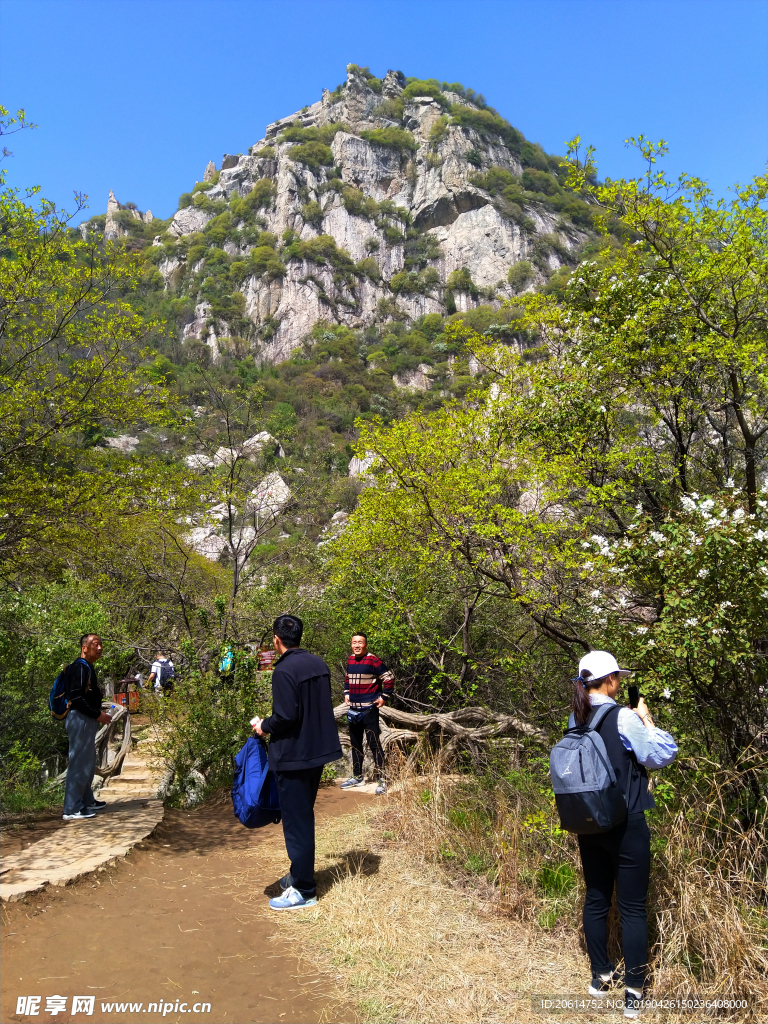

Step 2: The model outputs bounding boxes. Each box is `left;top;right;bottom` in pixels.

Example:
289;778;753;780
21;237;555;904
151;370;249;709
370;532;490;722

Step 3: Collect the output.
104;191;153;240
393;364;433;391
104;435;140;453
155;65;586;362
168;205;213;238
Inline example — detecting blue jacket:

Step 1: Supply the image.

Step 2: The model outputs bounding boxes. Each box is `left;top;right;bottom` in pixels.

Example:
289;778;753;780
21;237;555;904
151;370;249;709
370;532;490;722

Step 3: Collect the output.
260;648;342;771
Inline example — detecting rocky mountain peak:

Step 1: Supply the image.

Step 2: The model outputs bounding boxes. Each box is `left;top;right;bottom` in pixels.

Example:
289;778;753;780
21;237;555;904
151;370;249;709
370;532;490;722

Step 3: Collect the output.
100;66;597;366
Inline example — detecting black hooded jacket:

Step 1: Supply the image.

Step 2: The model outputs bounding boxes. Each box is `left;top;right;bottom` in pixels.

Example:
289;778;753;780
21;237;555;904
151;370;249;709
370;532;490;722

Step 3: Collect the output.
260;648;342;771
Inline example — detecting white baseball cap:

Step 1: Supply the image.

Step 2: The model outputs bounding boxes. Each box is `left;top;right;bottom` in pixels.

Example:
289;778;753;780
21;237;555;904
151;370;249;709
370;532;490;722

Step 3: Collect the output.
578;650;631;681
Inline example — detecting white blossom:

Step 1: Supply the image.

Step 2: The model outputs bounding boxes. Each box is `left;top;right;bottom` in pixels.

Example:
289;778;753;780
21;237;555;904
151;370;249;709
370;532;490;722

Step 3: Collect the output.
662;687;672;699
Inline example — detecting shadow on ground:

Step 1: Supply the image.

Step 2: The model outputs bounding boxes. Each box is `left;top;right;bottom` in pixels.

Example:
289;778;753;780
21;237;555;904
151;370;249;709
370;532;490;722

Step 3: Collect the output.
263;848;382;897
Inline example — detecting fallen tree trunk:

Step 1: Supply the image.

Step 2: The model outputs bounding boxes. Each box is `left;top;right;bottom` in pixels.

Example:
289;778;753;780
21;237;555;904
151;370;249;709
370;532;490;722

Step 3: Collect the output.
333;703;548;768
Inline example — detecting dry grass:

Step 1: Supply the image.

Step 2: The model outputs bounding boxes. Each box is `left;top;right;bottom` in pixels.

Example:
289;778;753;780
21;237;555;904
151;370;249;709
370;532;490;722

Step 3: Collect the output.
212;755;767;1024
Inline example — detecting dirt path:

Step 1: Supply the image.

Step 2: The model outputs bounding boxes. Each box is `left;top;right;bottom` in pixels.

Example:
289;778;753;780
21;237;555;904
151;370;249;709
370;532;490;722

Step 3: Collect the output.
1;787;373;1024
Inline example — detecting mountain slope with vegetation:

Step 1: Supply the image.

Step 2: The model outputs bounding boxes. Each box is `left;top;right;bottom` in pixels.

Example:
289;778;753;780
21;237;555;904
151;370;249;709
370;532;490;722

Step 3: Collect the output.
2;83;766;1015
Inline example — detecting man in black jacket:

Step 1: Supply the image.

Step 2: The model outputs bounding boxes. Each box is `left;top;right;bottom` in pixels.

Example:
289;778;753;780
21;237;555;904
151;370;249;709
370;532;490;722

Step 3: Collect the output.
253;614;342;910
62;634;113;820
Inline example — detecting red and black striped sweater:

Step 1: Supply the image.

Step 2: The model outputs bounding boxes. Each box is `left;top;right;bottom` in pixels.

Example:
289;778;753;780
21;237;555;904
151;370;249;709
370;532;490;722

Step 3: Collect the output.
344;652;394;708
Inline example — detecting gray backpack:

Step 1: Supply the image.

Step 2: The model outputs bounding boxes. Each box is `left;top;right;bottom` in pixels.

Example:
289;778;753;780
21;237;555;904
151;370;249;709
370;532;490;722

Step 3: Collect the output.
550;704;630;834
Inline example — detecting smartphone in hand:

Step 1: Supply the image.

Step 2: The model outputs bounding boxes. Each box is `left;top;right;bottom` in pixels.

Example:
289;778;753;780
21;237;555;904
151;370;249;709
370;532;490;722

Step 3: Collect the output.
628;685;640;709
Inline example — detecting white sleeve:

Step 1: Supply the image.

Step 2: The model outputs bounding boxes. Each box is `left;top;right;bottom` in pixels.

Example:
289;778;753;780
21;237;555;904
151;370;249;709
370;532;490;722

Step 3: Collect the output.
617;707;678;769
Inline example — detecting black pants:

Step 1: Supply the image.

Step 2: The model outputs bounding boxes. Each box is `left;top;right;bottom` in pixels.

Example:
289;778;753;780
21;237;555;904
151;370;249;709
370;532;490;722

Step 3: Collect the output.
274;766;323;898
578;813;651;990
349;707;383;777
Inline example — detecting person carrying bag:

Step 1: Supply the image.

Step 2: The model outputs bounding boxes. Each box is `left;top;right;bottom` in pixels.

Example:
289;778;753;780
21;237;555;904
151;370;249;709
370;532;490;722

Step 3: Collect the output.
551;651;678;1019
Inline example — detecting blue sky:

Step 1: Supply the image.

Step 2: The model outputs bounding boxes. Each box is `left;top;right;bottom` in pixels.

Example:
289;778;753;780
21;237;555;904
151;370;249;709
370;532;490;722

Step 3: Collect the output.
2;0;766;222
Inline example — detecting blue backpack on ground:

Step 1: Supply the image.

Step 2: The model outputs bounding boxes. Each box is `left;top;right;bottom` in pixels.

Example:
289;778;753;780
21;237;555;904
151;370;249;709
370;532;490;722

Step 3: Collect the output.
48;657;89;720
232;735;281;828
550;704;631;834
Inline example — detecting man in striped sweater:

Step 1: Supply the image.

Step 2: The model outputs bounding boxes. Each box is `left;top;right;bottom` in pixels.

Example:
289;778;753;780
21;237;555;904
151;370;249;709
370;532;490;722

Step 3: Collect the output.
341;633;394;795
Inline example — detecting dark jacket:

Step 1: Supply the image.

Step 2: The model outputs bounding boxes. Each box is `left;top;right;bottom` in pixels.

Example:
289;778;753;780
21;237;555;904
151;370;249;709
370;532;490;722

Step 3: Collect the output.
62;658;103;719
260;648;342;772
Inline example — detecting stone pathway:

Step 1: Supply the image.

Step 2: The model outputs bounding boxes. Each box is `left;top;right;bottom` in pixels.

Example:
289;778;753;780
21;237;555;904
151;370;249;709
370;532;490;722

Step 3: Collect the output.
0;736;164;902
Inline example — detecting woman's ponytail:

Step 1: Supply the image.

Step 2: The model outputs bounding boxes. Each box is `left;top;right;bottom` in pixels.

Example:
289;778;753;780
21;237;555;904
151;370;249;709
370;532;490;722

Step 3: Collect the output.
572;670;595;725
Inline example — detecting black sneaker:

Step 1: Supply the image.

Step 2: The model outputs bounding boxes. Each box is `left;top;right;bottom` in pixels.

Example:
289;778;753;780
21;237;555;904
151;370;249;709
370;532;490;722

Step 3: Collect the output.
588;968;620;995
624;988;642;1019
87;799;108;810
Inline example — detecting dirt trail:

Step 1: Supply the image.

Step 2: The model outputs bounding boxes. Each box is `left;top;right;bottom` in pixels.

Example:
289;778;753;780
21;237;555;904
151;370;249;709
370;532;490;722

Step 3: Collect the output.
1;787;373;1024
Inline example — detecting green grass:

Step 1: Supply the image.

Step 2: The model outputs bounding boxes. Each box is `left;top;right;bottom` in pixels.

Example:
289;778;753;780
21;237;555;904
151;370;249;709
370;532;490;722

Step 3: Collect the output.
1;781;64;817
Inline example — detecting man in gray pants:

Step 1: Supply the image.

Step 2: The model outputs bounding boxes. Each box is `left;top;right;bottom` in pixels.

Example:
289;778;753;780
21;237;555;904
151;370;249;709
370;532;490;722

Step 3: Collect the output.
62;634;112;820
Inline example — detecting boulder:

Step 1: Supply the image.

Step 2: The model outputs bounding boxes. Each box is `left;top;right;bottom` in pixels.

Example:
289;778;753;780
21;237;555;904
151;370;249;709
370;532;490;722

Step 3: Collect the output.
247;472;291;517
104;435;140;453
168;205;213;238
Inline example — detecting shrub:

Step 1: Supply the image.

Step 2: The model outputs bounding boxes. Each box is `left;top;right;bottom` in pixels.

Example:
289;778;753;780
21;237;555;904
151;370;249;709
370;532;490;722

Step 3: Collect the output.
192;181;214;194
342;186;378;220
507;259;534;291
359;128;417;155
391;268;440;295
256;146;275;159
446;266;477;295
230;178;277;219
402;79;450;110
150;663;271;805
279;121;346;145
249;245;286;280
428;116;450;149
521;168;559;195
186;243;207;265
347;64;382;93
284;233;356;275
203;213;232;245
356;256;381;281
466;148;482;168
178;192;193;209
372;98;404;123
289;141;334;172
266;401;298;436
441;82;489;108
404;232;442;271
470;166;517;194
520;140;550;170
450;105;507;140
301;200;324;228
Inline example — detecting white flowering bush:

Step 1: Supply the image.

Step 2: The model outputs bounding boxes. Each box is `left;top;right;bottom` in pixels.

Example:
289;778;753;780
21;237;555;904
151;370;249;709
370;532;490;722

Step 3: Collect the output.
591;491;768;759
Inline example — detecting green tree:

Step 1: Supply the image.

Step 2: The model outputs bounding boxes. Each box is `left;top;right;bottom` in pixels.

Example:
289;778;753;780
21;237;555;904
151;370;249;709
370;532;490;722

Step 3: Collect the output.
0;122;173;577
331;145;768;766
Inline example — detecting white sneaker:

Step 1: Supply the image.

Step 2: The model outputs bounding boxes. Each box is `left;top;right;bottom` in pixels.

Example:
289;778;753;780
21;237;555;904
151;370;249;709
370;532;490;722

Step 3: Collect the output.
63;809;96;820
269;886;318;910
375;779;387;795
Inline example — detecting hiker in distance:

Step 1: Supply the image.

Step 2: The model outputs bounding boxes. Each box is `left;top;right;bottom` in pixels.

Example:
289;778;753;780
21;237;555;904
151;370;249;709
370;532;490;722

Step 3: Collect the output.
61;634;112;821
570;651;677;1019
340;632;394;795
146;650;175;694
252;614;342;910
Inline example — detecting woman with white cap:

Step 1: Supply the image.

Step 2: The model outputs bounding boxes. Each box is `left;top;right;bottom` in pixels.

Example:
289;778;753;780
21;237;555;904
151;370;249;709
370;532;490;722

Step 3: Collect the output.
573;650;677;1019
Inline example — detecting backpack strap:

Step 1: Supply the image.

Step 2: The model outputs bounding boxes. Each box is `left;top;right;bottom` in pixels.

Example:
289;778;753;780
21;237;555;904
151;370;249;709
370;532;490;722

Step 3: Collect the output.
590;703;636;805
587;702;619;732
